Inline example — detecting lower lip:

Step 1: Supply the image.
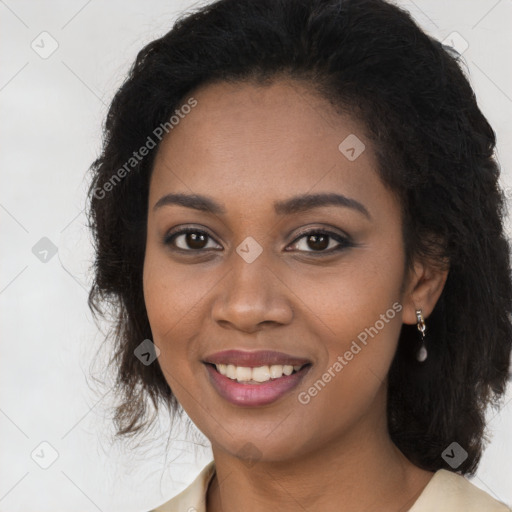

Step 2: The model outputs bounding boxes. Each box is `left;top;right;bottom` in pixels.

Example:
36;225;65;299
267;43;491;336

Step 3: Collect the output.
205;364;310;407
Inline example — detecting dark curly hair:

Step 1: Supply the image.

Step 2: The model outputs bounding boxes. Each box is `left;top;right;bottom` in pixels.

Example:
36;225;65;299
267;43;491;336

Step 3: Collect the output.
86;0;512;476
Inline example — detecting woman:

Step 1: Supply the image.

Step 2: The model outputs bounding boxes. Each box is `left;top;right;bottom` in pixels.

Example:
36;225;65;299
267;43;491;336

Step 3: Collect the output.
86;0;512;510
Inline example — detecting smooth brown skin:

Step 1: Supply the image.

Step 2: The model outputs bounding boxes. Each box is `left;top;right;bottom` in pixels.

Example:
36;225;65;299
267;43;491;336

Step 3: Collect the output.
143;79;449;511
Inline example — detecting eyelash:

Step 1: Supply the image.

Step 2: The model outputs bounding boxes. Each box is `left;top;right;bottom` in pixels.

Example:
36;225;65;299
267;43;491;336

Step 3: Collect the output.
163;226;353;255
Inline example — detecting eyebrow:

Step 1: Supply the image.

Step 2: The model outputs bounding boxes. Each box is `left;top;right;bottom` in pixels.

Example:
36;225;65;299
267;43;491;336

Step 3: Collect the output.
153;192;371;219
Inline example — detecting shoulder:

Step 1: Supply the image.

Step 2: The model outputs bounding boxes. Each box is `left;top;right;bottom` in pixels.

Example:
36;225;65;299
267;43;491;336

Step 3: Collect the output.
409;469;511;512
148;461;215;512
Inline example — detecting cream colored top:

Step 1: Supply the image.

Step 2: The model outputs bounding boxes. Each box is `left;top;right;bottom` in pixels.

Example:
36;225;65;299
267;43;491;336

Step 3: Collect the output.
149;461;511;512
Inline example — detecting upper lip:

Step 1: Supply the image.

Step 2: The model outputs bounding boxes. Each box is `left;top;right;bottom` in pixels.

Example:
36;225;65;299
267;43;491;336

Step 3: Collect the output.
203;350;312;368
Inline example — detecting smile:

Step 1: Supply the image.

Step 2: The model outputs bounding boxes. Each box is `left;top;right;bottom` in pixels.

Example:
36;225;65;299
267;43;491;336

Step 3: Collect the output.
203;350;312;406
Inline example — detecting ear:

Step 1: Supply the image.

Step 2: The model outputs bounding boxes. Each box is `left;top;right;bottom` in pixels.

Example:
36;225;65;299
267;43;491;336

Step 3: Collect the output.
401;257;449;325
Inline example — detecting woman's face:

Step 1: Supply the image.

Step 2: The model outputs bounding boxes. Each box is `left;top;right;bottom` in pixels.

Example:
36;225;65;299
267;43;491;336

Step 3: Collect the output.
143;79;421;463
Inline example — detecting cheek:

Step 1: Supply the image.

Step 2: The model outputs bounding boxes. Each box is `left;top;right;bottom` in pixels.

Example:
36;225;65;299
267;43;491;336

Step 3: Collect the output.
142;249;214;379
332;312;403;380
293;314;402;440
143;247;206;332
296;244;405;396
143;257;180;336
142;255;199;404
142;248;192;366
297;255;404;341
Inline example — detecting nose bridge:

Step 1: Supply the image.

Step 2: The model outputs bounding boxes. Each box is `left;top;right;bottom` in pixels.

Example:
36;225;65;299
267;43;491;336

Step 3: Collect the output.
211;244;293;330
229;250;271;304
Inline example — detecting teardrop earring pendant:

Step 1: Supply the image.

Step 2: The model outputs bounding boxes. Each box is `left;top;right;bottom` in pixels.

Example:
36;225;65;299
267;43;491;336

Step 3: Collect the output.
415;309;427;362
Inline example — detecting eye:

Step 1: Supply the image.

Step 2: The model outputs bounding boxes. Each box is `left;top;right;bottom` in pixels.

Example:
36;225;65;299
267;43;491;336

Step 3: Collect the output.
163;227;221;251
287;229;353;254
163;226;353;254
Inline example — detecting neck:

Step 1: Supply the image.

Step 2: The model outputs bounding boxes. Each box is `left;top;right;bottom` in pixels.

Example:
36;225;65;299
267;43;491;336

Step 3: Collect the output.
206;392;434;512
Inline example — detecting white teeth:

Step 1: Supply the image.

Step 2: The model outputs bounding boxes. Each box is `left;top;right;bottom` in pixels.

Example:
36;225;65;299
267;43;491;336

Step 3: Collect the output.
269;364;284;379
226;364;236;379
236;366;252;382
214;363;304;382
283;365;293;376
252;365;271;382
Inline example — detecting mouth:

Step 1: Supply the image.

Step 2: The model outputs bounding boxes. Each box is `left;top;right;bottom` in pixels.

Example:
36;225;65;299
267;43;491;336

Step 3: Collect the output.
203;350;312;406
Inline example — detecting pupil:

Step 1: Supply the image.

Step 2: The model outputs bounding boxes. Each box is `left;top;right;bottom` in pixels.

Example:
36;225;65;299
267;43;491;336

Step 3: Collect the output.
308;234;328;251
187;232;207;249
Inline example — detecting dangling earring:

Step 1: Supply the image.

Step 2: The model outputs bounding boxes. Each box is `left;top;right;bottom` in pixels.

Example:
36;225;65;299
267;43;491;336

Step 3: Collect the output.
415;309;427;362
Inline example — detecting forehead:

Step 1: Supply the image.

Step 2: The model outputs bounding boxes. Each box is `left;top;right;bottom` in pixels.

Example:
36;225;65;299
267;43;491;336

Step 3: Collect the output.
149;79;386;214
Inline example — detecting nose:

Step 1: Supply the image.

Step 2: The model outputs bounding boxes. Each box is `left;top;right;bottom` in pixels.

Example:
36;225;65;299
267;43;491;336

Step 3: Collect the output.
211;252;294;333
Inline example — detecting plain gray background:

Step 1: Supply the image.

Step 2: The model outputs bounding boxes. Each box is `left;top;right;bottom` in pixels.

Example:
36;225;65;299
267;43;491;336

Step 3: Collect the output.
1;0;512;510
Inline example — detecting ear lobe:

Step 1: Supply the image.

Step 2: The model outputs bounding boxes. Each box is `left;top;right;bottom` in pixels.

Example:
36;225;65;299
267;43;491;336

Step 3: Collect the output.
401;258;449;325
